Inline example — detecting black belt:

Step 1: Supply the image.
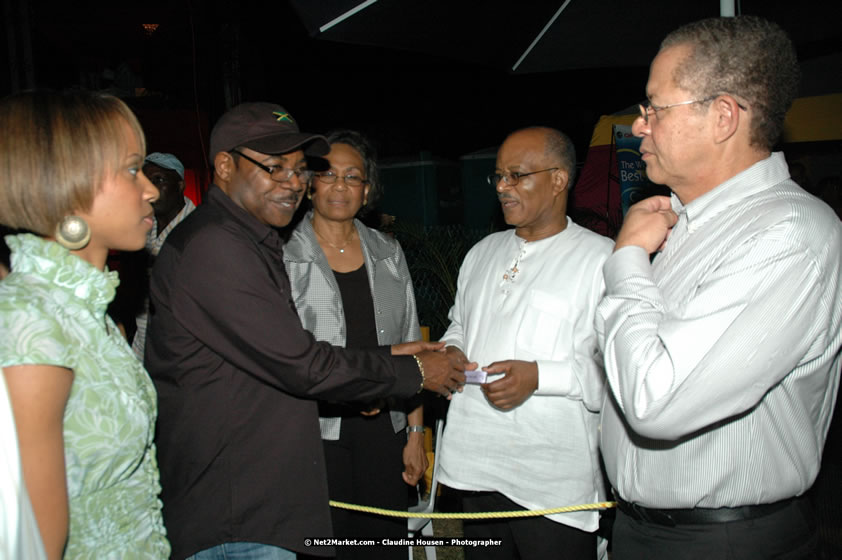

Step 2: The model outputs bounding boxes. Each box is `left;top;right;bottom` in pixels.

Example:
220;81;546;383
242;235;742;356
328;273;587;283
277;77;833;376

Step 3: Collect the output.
614;494;796;526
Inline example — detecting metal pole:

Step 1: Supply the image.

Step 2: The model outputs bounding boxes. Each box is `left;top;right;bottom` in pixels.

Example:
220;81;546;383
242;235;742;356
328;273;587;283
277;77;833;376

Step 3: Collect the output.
513;0;573;72
320;0;379;33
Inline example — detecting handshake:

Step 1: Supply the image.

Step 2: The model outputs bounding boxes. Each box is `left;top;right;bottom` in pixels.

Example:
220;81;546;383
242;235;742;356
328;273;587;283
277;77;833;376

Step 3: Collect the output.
391;342;538;410
391;341;476;398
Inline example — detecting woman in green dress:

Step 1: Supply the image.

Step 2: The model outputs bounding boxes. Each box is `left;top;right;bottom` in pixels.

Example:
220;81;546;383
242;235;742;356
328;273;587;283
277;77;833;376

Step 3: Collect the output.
0;90;170;559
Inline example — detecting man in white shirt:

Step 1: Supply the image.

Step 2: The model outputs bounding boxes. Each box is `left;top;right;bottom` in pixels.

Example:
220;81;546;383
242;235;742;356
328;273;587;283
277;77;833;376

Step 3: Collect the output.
439;127;613;560
595;16;842;559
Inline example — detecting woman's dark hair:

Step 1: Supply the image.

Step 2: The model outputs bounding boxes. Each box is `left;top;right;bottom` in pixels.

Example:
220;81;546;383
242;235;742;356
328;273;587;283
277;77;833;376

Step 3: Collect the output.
325;129;381;216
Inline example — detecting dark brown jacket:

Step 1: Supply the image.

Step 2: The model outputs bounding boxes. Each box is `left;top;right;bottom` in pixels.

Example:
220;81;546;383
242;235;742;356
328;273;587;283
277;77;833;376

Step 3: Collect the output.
146;186;419;559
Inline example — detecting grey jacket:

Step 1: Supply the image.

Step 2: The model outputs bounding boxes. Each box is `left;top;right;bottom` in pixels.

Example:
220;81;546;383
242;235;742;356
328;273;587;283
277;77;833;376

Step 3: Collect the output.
284;212;422;438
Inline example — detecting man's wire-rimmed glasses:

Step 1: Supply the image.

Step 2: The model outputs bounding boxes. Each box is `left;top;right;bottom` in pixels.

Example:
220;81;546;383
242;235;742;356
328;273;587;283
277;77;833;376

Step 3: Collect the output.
486;167;558;187
231;150;314;183
638;95;747;124
313;170;368;187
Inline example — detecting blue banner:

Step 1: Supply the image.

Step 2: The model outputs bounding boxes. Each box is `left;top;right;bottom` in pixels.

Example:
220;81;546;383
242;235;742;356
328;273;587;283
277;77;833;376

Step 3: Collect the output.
614;125;647;215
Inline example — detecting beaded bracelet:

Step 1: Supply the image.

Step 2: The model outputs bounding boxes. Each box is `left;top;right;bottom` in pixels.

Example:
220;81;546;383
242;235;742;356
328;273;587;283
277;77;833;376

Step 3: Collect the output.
412;354;425;394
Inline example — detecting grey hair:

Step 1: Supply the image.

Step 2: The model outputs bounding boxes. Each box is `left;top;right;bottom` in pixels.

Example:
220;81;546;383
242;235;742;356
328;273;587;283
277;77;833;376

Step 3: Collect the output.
661;16;799;150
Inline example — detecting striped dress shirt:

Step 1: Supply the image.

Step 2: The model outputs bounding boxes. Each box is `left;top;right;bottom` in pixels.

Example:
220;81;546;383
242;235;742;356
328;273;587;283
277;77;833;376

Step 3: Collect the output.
597;152;842;508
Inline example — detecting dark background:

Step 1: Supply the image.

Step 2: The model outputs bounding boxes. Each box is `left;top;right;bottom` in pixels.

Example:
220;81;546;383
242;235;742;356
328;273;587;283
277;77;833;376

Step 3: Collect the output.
4;0;840;171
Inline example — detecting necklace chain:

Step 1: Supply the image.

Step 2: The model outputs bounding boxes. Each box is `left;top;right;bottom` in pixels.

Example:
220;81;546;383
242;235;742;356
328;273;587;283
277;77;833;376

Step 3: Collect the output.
314;225;356;253
503;241;527;283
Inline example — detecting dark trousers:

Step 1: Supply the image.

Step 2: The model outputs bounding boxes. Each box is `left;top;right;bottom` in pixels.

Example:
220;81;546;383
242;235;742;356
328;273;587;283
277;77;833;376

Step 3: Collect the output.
461;491;597;560
323;412;407;560
612;497;819;560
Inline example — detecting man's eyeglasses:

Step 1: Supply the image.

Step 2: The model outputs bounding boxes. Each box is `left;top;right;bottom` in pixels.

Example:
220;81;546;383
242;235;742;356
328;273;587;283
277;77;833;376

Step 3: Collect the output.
638;95;747;124
231;150;314;183
313;170;368;187
486;168;558;187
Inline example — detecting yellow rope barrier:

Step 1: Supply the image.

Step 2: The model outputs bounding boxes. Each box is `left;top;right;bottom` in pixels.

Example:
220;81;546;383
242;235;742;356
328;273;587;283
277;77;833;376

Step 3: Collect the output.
329;500;617;519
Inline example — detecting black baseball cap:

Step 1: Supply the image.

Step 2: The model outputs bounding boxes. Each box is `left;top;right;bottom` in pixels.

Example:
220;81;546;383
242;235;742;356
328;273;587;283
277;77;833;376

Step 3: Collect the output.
209;102;329;160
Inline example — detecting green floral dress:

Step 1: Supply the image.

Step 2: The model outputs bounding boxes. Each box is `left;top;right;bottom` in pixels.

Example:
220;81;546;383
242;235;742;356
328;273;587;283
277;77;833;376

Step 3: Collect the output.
0;234;170;559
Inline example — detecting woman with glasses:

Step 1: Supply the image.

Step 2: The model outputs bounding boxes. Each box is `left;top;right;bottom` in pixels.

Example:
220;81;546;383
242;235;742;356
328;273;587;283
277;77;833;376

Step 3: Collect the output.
284;130;426;558
0;90;170;559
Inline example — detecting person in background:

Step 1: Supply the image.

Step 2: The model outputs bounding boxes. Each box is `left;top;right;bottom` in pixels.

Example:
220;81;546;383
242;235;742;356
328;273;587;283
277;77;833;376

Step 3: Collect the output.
438;126;613;560
285;130;426;558
596;16;842;559
131;152;196;360
144;152;196;250
0;89;169;558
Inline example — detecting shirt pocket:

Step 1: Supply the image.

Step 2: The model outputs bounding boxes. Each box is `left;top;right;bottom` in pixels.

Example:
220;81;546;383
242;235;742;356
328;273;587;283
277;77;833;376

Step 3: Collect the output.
515;288;571;359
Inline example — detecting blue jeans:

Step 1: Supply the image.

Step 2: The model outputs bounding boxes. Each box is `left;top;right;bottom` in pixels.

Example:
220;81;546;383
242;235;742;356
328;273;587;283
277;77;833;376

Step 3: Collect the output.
186;542;297;560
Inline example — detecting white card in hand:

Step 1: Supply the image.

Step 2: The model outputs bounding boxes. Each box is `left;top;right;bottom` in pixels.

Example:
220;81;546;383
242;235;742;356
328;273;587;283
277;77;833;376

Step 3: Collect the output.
464;369;487;384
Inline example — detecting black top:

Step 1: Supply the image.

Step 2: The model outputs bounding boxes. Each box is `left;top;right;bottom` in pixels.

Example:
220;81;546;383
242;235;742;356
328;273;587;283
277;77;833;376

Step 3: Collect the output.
334;264;378;350
145;186;421;559
320;265;384;416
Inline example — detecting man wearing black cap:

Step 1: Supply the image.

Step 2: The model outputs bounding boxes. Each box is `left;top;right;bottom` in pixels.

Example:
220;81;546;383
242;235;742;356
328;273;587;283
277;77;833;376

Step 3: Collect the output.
145;103;468;560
